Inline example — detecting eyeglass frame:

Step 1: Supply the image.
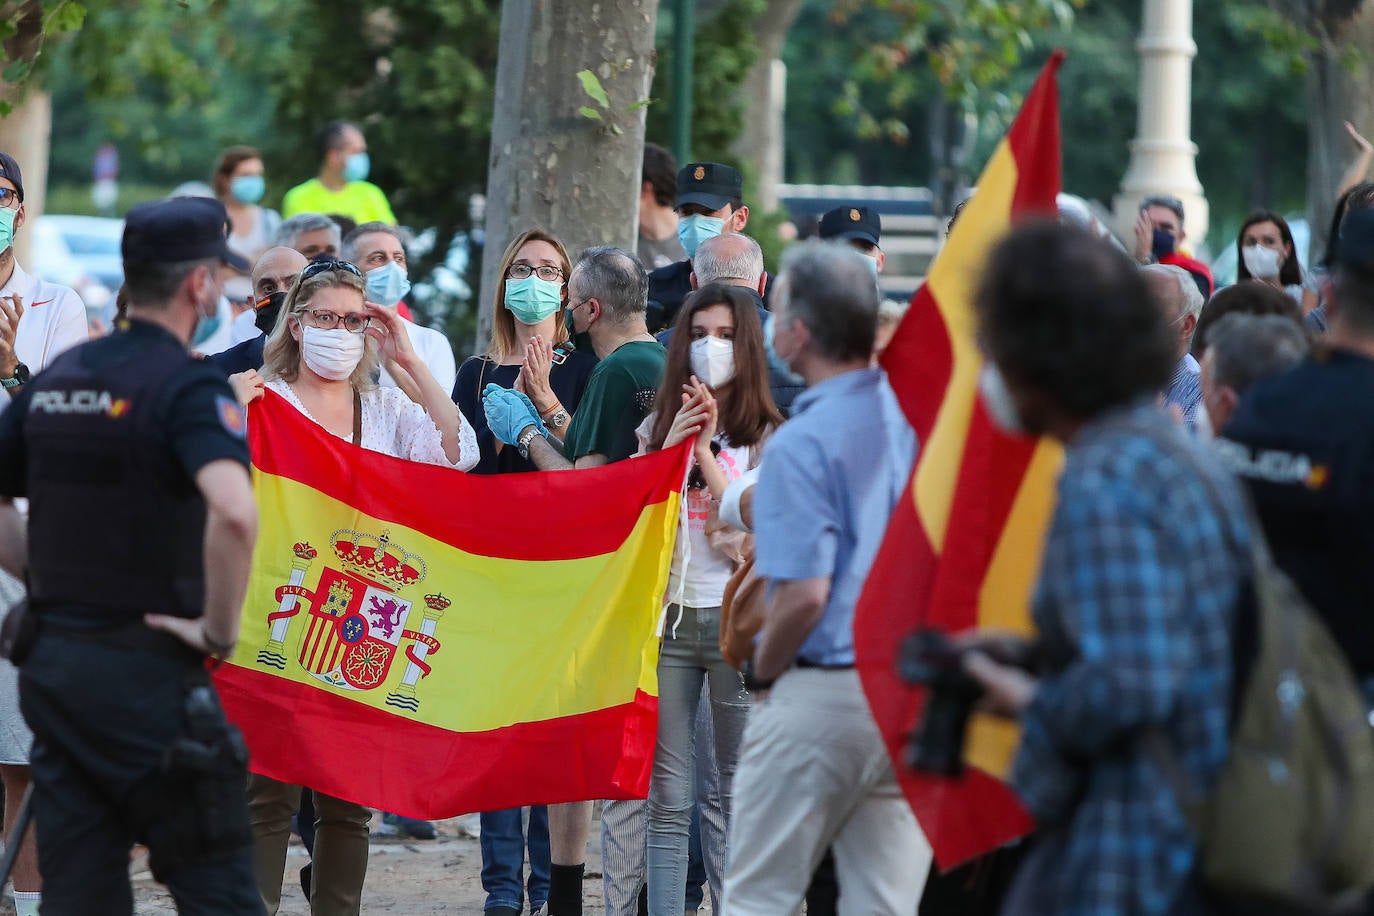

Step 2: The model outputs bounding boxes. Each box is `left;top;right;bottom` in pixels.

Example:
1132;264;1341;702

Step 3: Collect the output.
506;263;565;282
0;188;19;210
296;307;372;334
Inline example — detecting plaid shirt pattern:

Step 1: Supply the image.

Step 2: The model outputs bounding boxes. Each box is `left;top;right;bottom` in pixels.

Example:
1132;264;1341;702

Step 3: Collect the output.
1163;353;1203;426
1009;404;1251;916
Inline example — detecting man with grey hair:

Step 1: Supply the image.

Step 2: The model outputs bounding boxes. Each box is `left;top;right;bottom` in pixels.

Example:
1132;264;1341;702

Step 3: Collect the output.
691;232;766;297
273;212;341;261
722;241;930;914
1142;263;1205;427
342;221;456;396
1200;313;1308;434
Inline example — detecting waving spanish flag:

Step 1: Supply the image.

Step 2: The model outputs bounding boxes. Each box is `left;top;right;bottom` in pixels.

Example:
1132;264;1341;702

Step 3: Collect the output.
214;389;685;817
855;51;1066;868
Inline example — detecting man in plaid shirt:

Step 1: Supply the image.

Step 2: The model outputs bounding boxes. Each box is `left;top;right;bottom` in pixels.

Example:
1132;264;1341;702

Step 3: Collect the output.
964;221;1252;915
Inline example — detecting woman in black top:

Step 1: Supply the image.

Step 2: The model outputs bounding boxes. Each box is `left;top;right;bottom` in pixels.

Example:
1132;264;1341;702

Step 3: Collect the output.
450;228;596;916
454;228;596;475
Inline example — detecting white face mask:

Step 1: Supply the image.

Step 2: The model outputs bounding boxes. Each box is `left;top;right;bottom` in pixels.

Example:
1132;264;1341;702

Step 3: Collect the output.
690;336;735;388
978;361;1025;434
1242;244;1282;280
300;325;365;381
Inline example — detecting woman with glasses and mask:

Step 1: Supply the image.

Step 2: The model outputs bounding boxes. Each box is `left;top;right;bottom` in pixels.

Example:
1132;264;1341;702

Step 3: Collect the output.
451;229;596;916
239;258;477;916
454;229;597;475
635;283;782;916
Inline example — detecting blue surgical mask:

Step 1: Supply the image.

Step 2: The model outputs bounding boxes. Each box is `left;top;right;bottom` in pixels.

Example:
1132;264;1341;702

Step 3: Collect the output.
343;151;371;183
504;276;563;325
864;254;880;277
763;313;804;386
230;174;266;205
678;214;725;259
0;208;13;253
365;261;411;305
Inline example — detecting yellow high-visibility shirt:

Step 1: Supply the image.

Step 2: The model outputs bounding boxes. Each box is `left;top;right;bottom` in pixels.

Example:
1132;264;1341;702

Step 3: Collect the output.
281;178;397;225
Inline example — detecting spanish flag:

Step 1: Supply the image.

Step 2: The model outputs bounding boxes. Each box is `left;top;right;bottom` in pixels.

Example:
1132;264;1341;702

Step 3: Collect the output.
214;390;686;816
855;51;1066;867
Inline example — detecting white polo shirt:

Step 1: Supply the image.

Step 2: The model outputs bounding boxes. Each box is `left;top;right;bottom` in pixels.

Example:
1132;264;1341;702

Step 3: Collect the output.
1;261;87;414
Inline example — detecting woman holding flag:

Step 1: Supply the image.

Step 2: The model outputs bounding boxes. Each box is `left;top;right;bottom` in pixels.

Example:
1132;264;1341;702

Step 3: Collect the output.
636;282;782;915
239;256;477;915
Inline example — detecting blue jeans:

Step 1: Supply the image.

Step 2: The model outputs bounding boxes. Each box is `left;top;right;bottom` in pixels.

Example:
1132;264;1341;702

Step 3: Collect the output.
480;807;551;912
646;605;749;915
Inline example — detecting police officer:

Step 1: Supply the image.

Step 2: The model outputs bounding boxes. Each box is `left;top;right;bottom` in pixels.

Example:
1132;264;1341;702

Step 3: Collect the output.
1218;205;1374;703
817;205;885;272
646;162;771;332
0;196;264;913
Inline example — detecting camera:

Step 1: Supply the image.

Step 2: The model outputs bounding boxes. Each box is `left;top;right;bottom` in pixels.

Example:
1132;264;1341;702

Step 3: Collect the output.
898;629;1040;777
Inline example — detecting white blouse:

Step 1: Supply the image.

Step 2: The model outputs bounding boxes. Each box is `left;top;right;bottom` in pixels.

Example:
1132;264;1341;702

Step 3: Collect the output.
268;378;478;471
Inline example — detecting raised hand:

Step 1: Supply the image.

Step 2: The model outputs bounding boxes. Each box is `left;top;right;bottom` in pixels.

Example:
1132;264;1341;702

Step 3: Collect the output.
519;335;556;412
482;382;546;445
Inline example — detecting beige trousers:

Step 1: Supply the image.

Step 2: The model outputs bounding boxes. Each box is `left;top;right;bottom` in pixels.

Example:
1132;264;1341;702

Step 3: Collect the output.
721;669;932;916
247;773;372;916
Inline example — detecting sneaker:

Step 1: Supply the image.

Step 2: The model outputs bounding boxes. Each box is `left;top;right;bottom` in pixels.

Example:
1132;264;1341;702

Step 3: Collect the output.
299;863;312;899
529;908;545;916
379;811;437;840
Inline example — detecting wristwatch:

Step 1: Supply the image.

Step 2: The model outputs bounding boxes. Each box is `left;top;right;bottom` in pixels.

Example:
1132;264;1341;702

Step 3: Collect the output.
740;658;775;692
0;362;29;390
516;425;546;460
544;407;570;430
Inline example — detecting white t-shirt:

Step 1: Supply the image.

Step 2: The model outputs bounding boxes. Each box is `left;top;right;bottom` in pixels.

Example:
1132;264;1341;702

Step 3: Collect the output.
268;377;478;470
2;261;88;415
379;318;457;396
636;414;761;608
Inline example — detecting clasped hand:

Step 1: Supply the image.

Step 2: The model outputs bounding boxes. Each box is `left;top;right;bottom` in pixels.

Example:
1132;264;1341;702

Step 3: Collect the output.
482;383;546;445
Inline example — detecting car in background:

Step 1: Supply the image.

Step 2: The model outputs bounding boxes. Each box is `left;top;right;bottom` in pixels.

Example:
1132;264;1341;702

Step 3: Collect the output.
29;217;113;324
42;214;124;293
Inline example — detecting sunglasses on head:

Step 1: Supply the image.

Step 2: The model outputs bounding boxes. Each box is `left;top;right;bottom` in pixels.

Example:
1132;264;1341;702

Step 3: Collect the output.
300;257;364;281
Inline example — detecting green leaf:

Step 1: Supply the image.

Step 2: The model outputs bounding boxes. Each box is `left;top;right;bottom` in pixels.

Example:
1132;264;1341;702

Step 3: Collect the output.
624;97;654;113
577;105;603;121
44;1;87;34
576;69;610;108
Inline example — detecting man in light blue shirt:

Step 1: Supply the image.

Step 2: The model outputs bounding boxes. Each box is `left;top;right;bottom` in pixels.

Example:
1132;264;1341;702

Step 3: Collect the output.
722;241;929;915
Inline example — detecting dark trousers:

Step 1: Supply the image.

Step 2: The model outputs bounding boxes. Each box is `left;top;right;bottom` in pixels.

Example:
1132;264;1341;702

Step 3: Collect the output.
19;631;263;915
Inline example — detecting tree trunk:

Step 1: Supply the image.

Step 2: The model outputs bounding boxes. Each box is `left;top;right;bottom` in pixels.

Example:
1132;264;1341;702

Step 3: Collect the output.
476;0;658;353
1305;4;1374;261
733;0;802;212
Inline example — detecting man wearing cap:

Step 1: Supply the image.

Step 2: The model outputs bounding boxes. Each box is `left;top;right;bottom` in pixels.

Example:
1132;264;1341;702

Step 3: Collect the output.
0;196;264;912
818;205;885;274
1217;206;1374;693
0;152;89;412
1131;194;1214;299
647;162;770;332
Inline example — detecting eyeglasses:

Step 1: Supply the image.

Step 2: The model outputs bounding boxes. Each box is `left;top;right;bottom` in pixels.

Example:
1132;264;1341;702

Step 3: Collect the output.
507;263;564;282
0;188;18;209
300;308;371;333
301;257;364;281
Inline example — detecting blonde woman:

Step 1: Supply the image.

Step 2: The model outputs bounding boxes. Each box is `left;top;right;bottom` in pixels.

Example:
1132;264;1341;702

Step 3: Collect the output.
240;257;476;915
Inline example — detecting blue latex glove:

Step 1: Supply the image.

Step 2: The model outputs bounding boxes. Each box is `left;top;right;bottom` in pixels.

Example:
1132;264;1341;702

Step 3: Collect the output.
482;383;547;445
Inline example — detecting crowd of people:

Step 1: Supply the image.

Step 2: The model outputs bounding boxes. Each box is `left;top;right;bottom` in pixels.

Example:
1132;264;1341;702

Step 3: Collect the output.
0;107;1370;916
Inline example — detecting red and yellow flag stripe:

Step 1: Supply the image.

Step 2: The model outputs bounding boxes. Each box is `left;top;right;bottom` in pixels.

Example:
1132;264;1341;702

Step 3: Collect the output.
214;389;686;817
856;51;1066;867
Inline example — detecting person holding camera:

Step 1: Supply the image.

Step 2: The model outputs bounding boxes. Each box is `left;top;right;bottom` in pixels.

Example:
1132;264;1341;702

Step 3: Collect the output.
720;241;930;915
962;220;1252;915
0;197;265;913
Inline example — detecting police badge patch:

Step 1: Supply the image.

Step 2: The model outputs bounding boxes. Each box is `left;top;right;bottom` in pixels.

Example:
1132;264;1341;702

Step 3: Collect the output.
216;395;247;438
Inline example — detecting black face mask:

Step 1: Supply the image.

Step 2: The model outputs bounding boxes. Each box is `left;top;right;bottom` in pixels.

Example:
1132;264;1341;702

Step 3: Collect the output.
253;291;288;335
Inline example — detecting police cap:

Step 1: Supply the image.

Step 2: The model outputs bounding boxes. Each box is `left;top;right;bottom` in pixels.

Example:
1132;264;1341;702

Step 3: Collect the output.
0;152;22;202
122;197;250;271
818;206;881;247
676;162;743;211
